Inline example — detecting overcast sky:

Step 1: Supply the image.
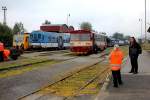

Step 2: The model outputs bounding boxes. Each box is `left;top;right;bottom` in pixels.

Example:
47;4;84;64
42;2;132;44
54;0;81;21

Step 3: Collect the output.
0;0;150;37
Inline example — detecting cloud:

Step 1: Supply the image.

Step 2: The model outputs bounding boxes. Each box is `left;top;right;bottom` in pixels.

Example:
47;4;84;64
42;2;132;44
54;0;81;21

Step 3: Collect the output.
0;0;149;38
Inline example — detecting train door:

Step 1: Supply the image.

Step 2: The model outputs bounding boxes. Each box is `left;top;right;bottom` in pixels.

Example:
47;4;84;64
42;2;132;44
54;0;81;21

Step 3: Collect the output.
93;34;98;53
24;35;29;50
58;36;64;49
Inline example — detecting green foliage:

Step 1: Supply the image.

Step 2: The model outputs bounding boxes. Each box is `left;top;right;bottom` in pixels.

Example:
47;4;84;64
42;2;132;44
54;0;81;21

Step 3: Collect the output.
80;22;92;31
124;35;130;40
0;23;13;47
43;20;51;25
112;32;124;40
13;22;26;34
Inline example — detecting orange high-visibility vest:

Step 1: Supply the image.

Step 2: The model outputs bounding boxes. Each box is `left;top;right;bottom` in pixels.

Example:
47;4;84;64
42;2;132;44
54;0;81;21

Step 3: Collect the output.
3;49;10;60
109;49;124;71
0;42;4;51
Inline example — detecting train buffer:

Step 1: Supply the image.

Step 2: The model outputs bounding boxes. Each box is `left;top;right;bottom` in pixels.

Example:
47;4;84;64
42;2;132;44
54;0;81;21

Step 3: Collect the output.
95;51;150;100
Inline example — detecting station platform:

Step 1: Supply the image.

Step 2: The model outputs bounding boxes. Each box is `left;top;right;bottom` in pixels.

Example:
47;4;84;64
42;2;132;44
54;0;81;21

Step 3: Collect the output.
96;51;150;100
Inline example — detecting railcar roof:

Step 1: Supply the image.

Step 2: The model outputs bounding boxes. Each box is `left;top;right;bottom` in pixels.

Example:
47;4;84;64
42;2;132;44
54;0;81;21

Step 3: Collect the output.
70;30;91;34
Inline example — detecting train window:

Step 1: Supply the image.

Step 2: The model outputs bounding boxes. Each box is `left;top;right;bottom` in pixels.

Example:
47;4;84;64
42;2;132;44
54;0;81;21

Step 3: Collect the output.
48;36;51;41
71;34;90;41
52;37;56;42
34;34;37;39
71;34;80;41
80;34;90;41
42;35;44;40
38;34;41;39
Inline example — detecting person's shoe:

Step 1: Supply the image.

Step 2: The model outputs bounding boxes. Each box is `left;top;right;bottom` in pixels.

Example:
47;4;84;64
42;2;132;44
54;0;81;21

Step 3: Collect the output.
133;72;138;74
119;82;123;85
129;71;133;73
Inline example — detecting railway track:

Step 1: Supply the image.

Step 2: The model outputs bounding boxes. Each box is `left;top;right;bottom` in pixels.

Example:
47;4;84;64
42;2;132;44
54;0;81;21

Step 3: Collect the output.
64;67;110;100
0;56;78;73
0;49;107;73
24;50;70;54
18;55;110;100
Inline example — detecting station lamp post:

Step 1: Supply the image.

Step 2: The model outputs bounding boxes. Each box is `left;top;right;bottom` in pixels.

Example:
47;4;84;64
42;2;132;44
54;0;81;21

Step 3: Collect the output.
139;19;143;39
67;14;70;26
145;0;147;42
2;6;7;25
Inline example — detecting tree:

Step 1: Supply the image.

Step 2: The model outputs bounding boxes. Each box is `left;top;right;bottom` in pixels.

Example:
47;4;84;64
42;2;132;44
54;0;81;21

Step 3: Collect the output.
80;22;92;31
43;20;51;25
124;35;130;40
0;23;13;47
13;22;26;34
112;32;124;40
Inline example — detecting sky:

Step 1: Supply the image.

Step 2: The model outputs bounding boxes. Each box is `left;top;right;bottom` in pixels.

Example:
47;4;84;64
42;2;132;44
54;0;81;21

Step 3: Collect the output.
0;0;150;38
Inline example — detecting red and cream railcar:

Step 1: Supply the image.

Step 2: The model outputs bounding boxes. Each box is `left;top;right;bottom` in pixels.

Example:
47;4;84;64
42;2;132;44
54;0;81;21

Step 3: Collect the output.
70;30;107;54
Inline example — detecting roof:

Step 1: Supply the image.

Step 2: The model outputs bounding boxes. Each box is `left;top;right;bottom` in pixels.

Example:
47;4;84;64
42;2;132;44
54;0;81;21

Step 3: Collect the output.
70;30;91;34
40;24;74;33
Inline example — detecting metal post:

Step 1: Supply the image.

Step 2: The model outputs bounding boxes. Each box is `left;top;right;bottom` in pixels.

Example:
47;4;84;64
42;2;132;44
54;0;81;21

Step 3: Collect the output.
2;6;7;25
139;19;143;39
67;14;70;26
145;0;147;42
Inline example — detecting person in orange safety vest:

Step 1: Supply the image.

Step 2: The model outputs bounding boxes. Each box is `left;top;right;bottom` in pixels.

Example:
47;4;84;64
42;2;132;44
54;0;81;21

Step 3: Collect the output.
0;41;4;62
109;44;124;88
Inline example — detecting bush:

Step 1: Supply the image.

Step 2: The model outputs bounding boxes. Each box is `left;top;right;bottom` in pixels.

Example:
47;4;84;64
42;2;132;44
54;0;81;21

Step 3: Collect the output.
0;23;13;47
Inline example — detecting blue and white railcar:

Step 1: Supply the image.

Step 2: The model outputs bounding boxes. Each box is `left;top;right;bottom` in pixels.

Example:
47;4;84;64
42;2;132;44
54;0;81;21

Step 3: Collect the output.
29;31;70;49
63;33;70;48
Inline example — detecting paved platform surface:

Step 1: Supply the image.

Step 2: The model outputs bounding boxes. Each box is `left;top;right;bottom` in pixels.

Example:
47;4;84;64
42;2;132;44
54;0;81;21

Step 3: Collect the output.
96;51;150;100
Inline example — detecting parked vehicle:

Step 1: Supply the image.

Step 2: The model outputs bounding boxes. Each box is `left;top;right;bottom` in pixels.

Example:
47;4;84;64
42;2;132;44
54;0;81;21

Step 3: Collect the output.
70;30;107;54
13;32;30;51
29;31;70;49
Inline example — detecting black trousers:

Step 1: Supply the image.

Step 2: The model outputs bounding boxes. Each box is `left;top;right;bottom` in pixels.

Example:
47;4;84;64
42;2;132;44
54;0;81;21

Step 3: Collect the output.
0;51;4;62
112;70;122;87
130;55;138;73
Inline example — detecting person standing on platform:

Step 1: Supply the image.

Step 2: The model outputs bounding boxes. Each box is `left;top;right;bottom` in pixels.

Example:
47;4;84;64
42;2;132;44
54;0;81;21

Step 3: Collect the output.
109;44;124;88
0;41;4;62
129;37;142;74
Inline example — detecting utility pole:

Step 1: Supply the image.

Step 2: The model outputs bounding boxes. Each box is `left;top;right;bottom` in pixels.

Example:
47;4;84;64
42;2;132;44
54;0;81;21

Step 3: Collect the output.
145;0;147;42
67;14;70;26
2;6;7;25
139;19;143;39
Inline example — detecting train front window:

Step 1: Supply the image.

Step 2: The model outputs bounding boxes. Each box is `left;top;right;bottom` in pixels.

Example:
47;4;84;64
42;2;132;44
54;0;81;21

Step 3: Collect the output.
71;34;91;41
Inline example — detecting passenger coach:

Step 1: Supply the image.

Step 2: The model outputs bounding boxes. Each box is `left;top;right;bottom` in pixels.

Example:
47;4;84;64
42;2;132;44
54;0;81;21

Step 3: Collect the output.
29;31;70;49
70;30;107;54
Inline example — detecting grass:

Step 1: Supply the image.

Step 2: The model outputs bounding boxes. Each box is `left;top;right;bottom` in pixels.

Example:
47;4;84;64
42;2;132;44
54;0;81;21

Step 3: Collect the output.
38;63;109;97
0;60;59;78
142;43;150;51
0;57;51;70
120;46;129;56
105;46;129;57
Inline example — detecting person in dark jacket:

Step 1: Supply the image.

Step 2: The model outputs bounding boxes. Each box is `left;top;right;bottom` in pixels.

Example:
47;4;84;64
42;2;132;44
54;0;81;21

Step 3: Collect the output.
129;37;142;74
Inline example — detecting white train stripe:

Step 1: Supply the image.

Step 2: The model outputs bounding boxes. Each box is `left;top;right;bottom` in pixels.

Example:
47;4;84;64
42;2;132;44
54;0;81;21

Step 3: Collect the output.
64;43;70;47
